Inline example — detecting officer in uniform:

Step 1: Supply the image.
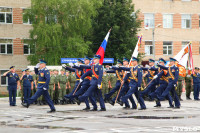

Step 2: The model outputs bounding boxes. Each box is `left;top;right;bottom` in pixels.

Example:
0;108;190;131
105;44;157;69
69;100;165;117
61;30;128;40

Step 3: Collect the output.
191;67;200;100
58;69;68;104
68;71;76;93
65;71;70;94
48;70;55;102
20;68;33;104
20;69;25;103
177;75;184;101
3;66;20;106
77;55;106;111
32;71;38;104
156;57;181;108
185;69;192;100
22;59;56;113
119;57;146;110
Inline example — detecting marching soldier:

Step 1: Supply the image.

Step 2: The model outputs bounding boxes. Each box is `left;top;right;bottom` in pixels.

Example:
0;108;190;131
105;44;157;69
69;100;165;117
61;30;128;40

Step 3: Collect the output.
3;66;20;106
58;69;68;104
185;69;192;100
156;57;181;108
191;67;200;100
22;59;56;113
177;75;184;101
20;68;33;104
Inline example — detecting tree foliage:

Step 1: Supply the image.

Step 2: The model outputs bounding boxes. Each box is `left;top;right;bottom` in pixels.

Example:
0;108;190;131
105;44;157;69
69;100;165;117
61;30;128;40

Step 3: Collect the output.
24;0;102;65
89;0;141;61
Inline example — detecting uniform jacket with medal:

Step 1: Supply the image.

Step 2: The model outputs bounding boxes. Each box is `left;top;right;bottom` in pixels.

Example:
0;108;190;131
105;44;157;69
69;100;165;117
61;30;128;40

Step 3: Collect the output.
191;72;200;84
6;73;19;86
80;63;103;86
150;67;168;84
106;66;125;85
64;66;83;80
22;75;33;87
73;65;91;85
157;64;179;85
120;65;142;87
34;67;50;89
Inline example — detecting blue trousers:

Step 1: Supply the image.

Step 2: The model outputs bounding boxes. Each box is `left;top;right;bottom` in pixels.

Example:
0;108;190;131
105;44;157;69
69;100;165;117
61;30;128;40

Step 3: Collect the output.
158;83;180;107
8;85;17;106
79;85;105;109
27;88;55;110
112;82;136;108
149;83;173;106
121;83;146;109
64;81;80;101
140;81;156;98
193;84;199;100
104;81;121;99
23;86;31;103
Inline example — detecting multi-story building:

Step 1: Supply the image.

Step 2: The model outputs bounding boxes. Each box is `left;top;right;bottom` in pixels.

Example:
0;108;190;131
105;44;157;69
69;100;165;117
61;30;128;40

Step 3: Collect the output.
0;0;31;94
132;0;200;66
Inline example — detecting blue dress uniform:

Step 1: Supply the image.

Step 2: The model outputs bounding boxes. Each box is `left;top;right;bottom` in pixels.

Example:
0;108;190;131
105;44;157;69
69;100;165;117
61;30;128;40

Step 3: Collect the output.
148;59;173;107
22;70;33;103
78;58;106;110
108;65;136;108
191;68;200;100
120;57;146;109
104;59;123;101
6;66;19;106
157;58;180;108
64;57;96;110
25;60;55;111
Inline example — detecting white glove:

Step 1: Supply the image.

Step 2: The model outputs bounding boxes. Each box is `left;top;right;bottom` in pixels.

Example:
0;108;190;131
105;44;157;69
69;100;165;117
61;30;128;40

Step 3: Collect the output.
138;87;141;90
153;75;158;79
36;63;40;68
43;88;47;90
174;84;176;87
98;84;101;89
68;63;74;67
80;79;83;83
62;64;67;68
74;63;79;66
115;65;119;67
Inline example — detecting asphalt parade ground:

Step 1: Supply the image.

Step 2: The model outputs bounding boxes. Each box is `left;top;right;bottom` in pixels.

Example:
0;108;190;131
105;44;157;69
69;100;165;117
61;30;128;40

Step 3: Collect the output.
0;92;200;133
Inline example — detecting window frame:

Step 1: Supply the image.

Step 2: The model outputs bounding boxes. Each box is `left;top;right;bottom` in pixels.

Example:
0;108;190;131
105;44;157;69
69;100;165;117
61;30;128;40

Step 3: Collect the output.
145;41;153;55
0;43;13;55
181;14;191;29
163;14;173;28
163;41;173;55
144;13;155;28
0;7;13;24
0;70;9;86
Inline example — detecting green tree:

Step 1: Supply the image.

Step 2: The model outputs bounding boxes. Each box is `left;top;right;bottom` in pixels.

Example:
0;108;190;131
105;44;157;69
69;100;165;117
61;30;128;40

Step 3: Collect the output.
89;0;141;61
24;0;102;65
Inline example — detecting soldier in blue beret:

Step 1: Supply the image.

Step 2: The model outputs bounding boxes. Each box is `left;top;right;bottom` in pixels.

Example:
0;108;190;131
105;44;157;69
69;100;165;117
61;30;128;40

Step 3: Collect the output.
155;57;181;108
3;66;20;106
191;67;200;100
22;59;56;113
20;68;33;104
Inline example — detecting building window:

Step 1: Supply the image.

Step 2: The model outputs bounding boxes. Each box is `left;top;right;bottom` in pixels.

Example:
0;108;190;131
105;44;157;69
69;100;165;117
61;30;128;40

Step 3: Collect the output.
181;14;191;29
23;9;32;24
0;39;13;54
144;13;154;28
163;14;173;28
163;41;173;55
1;70;8;86
145;41;153;55
24;44;35;55
182;41;189;49
0;7;12;24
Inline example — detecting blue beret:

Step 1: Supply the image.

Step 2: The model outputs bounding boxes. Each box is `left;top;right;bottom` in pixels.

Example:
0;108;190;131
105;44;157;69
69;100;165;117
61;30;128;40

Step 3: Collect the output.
117;59;123;65
10;66;15;69
123;57;129;62
85;56;91;61
131;57;139;62
39;59;47;64
159;58;166;64
169;57;177;62
22;69;25;72
77;58;84;64
149;59;155;62
94;55;101;59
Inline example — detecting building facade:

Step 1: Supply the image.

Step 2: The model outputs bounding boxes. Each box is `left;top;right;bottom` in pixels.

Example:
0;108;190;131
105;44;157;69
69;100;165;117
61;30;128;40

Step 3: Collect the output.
0;0;31;94
132;0;200;66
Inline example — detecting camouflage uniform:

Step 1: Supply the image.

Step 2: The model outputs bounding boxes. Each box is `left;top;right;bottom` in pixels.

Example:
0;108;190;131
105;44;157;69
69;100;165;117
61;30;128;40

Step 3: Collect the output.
177;76;184;100
49;74;55;100
20;80;24;103
54;74;59;102
185;74;192;99
110;73;117;94
102;74;109;95
68;73;76;92
58;74;68;100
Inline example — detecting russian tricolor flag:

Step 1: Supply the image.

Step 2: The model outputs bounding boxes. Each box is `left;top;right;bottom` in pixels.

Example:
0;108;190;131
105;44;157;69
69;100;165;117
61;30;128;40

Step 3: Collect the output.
96;28;111;65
